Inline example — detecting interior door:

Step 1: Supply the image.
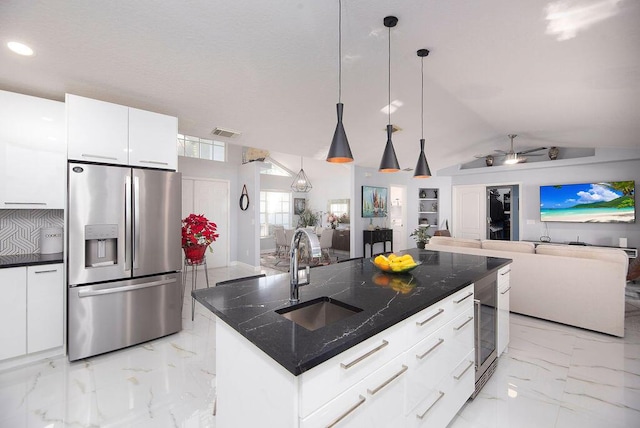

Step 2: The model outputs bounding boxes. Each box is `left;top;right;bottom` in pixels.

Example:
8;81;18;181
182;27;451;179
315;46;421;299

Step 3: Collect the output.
453;185;486;239
182;178;229;268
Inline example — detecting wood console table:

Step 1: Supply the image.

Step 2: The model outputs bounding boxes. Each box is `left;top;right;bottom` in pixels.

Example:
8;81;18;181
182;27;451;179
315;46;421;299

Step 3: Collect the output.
363;229;393;258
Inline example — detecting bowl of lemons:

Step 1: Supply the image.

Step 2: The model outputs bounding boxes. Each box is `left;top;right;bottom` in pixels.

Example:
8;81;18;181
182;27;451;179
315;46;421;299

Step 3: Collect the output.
371;253;421;274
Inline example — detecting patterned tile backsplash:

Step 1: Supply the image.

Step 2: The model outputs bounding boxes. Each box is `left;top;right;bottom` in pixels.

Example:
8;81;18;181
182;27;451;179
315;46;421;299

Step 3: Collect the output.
0;210;64;255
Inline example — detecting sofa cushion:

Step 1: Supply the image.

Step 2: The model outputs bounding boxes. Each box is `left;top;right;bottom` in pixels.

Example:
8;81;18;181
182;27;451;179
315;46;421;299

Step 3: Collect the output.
535;244;628;267
428;236;481;248
481;240;535;254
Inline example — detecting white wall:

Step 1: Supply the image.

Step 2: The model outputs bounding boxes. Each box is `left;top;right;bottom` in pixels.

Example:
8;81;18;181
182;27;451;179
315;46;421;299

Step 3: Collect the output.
352;167;452;256
449;158;640;249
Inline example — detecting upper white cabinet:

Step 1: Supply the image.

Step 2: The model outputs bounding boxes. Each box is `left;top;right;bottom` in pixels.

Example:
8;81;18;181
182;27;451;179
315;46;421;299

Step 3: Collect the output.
66;93;129;165
0;90;66;209
66;94;178;170
128;107;178;169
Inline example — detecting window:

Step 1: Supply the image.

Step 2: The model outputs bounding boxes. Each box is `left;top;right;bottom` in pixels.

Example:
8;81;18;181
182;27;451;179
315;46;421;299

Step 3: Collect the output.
177;134;226;162
260;191;291;237
328;199;349;218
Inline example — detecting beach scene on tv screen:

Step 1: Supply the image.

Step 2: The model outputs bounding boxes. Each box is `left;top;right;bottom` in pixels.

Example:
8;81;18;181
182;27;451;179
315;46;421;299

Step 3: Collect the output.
540;181;635;223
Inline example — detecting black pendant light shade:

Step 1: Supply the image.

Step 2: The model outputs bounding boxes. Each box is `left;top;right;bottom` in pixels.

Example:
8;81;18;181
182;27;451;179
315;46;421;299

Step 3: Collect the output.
327;103;353;163
379;16;400;173
413;48;432;178
327;0;354;164
380;124;400;172
414;139;432;178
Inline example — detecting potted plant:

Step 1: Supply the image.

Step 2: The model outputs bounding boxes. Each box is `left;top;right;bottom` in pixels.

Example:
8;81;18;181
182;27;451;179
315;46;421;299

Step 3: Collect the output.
327;212;339;229
297;208;319;228
182;214;219;263
410;227;430;249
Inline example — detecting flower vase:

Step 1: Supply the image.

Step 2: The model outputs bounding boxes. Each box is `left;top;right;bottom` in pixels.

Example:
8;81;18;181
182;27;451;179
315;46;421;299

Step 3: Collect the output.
184;244;208;264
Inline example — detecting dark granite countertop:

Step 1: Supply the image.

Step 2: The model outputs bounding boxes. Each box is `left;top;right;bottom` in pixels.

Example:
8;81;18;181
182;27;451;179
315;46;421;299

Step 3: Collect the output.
193;248;511;376
0;253;64;269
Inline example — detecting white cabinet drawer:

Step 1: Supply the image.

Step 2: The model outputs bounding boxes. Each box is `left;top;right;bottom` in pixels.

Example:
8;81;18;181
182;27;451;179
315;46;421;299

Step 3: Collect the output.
498;265;510;288
299;321;405;417
405;308;474;413
407;350;475;428
405;284;473;349
301;354;407;428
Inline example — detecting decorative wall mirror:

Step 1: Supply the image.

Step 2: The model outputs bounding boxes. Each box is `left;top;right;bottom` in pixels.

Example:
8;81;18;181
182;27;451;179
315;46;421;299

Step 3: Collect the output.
327;199;350;224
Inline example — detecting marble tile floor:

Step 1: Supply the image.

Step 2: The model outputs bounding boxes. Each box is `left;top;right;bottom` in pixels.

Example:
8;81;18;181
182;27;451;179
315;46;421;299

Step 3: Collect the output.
1;265;638;428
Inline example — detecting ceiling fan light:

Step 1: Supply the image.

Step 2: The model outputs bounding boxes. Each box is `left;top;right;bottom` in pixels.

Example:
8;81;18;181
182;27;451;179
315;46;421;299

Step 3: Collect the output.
504;153;519;164
327;103;353;163
379;124;400;172
413;139;431;178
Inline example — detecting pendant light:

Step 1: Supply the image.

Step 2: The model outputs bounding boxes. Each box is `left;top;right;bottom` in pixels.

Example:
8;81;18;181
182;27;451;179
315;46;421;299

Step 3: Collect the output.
291;157;313;192
413;49;432;178
379;16;400;173
326;0;353;163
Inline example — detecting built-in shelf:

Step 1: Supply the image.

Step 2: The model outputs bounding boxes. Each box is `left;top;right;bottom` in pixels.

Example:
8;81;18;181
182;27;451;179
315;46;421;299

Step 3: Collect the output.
418;188;438;229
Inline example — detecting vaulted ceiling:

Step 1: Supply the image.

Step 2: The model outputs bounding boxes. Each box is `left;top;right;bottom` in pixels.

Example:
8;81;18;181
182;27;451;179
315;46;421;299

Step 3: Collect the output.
1;0;638;174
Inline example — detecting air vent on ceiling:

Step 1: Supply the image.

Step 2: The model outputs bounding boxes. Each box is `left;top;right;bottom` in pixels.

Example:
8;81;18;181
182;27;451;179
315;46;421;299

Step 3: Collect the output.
211;127;241;138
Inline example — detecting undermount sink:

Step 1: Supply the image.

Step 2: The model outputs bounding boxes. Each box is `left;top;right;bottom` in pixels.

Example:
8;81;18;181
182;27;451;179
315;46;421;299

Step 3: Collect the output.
276;297;363;331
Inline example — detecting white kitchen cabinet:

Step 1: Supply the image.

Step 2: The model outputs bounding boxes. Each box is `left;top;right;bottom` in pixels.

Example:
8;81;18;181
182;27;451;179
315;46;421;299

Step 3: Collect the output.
301;354;406;428
27;264;64;353
66;94;177;169
497;265;511;356
0;268;27;360
128;107;178;170
0;90;66;209
66;93;129;165
215;284;475;428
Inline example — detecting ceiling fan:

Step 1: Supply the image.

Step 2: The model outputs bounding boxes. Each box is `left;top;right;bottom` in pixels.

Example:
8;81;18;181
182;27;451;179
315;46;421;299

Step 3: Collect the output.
476;134;547;165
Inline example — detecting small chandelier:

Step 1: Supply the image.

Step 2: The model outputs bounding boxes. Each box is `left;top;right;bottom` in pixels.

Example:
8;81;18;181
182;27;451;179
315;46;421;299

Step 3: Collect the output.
291;157;313;192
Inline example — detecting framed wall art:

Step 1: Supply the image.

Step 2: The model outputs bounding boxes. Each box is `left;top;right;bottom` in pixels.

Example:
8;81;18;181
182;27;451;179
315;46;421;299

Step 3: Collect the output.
362;186;388;218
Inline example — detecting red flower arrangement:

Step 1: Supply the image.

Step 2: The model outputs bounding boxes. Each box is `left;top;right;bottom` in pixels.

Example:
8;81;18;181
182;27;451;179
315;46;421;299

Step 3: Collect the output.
181;214;219;248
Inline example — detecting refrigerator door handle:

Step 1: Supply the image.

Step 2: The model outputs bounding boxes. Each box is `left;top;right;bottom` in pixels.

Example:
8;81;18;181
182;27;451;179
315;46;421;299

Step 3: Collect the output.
124;175;132;273
133;175;140;270
78;278;177;298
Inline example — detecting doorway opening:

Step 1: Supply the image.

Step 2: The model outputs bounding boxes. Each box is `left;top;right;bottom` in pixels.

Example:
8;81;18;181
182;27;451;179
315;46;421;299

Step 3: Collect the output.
486;185;519;241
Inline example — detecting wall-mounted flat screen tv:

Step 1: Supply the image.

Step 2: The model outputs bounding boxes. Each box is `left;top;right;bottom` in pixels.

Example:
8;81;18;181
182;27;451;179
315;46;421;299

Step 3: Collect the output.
540;181;635;223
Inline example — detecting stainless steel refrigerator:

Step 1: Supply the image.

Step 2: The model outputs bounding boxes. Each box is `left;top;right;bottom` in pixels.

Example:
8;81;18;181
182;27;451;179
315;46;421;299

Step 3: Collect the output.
67;162;182;361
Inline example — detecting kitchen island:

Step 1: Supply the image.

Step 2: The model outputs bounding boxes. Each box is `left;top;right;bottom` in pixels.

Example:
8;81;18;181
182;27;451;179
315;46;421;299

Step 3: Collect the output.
193;248;510;427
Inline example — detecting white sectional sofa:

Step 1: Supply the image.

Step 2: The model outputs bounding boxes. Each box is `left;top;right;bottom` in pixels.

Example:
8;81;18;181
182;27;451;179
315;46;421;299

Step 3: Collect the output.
427;236;629;337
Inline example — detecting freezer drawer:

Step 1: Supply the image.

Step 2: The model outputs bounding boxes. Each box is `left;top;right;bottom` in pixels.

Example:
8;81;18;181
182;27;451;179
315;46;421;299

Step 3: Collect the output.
68;273;182;361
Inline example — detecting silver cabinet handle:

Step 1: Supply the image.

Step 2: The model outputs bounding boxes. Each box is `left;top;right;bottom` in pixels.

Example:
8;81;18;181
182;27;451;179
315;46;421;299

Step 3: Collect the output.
416;338;444;360
81;153;118;161
474;299;481;368
34;269;57;274
366;365;408;395
4;202;47;205
454;360;474;380
500;286;512;295
340;340;389;370
416;308;444;326
453;316;473;331
326;395;366;428
139;160;169;165
500;269;511;275
78;278;176;297
453;291;473;304
416;391;445;419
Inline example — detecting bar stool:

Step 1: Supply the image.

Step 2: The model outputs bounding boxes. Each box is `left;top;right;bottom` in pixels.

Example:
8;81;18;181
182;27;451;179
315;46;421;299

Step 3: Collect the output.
182;257;210;321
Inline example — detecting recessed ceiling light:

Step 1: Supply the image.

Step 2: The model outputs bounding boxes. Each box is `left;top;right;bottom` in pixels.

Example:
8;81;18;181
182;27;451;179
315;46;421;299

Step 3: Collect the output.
7;41;34;56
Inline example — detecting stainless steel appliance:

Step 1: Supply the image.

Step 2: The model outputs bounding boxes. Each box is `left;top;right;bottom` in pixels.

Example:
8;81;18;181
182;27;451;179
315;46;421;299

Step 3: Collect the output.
473;272;498;397
67;162;182;361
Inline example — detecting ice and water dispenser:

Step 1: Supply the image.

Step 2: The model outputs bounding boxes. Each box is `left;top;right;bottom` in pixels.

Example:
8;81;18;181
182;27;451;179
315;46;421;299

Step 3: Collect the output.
84;224;118;267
